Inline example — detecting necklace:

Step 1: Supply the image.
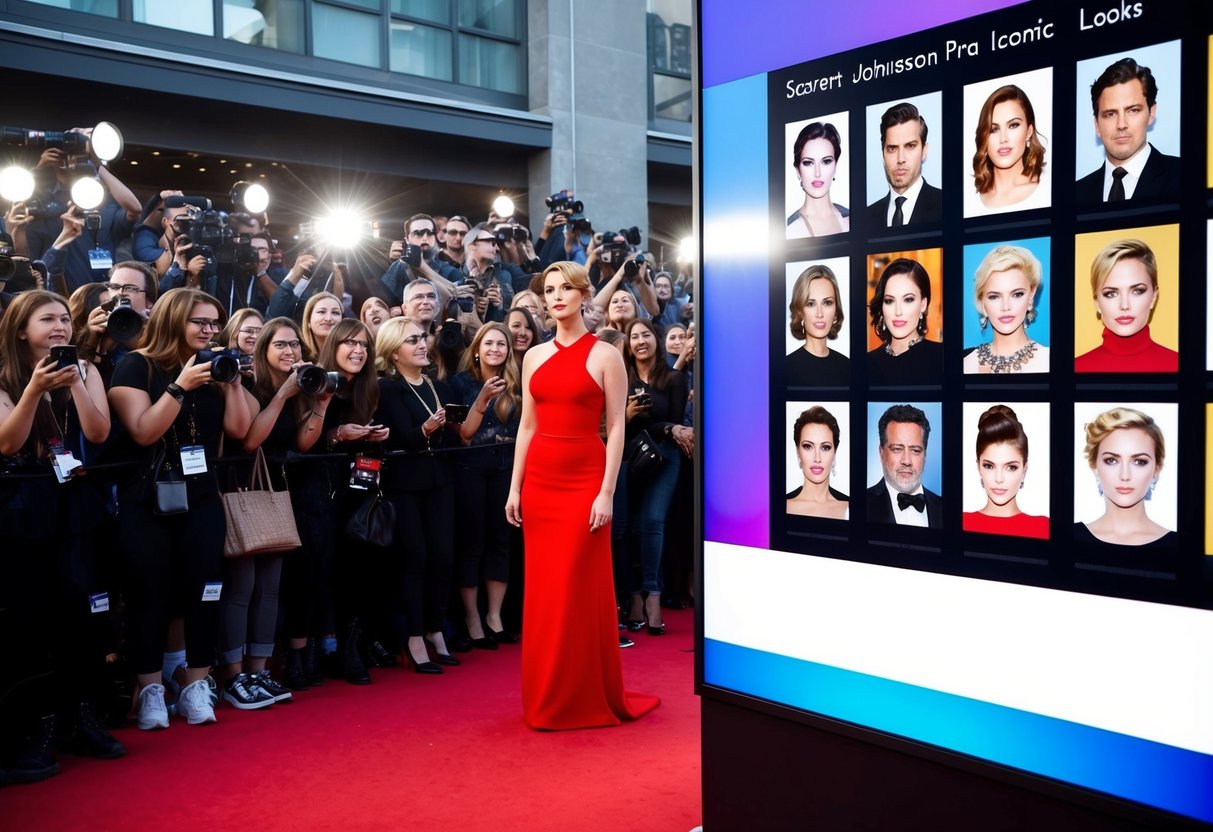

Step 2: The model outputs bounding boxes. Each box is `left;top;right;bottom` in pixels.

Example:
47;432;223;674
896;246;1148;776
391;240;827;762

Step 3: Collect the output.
976;341;1037;373
885;335;921;356
405;374;440;417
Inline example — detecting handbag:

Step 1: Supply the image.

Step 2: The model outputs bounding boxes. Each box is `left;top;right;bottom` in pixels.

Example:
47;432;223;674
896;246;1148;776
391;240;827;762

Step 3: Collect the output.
625;428;665;481
222;448;302;557
345;490;396;548
152;442;189;515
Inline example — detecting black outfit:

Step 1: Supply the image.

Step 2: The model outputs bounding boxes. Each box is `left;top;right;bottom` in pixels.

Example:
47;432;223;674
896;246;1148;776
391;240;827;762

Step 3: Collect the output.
375;375;456;639
449;371;518;589
864;180;943;228
785;347;849;387
866;339;943;386
110;353;227;675
1075;145;1181;204
1073;522;1179;573
866;481;942;528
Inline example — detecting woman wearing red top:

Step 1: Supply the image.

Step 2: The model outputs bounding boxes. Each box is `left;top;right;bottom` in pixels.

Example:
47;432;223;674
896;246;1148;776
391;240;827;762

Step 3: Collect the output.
962;405;1048;539
1074;239;1177;373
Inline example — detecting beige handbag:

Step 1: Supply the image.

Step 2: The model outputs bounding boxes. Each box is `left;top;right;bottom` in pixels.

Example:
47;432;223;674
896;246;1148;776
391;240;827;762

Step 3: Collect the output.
222;448;302;557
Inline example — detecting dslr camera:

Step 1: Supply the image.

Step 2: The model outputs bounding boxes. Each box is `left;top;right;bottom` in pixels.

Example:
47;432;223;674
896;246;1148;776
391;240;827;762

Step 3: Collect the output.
101;294;144;344
297;365;349;397
196;346;243;384
169;196;257;277
545;189;583;216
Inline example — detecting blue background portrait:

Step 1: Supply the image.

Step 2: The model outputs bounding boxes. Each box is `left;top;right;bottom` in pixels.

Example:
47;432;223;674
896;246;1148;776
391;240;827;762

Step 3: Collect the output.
1074;40;1182;179
864;91;944;206
866;401;943;496
962;236;1052;351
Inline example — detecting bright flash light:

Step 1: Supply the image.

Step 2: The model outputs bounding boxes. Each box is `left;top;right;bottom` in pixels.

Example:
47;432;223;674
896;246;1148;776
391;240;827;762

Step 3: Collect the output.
315;209;365;249
0;166;34;202
242;183;269;214
492;195;515;218
71;176;105;211
677;235;696;263
90;121;124;163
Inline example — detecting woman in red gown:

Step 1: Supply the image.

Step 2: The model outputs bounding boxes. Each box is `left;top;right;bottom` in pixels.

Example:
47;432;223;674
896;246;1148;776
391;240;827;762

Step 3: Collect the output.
506;262;661;730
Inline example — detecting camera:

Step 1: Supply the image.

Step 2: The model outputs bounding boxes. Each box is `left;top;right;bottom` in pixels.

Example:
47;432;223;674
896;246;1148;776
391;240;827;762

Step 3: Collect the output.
0;126;90;155
601;235;630;264
168;197;251;277
623;252;648;280
297;365;349;396
196;346;242;384
50;345;78;371
545;190;583;215
101;294;144;344
402;243;423;269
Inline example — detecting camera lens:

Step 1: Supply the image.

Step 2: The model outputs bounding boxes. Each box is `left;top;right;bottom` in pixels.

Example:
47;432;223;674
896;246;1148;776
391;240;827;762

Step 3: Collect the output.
107;297;143;345
297;365;328;396
205;351;240;384
324;371;349;396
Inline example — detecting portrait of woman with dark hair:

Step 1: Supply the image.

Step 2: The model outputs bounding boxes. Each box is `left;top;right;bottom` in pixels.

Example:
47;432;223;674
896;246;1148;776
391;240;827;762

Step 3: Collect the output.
786;264;848;386
962;405;1048;539
786;406;848;520
866;258;942;385
787;121;849;239
964;76;1052;217
1075;239;1178;373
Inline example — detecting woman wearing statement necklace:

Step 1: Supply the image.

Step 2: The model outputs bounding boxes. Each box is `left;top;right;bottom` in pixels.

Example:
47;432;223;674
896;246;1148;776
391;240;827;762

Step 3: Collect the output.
866;258;942;386
963;245;1049;374
374;316;459;674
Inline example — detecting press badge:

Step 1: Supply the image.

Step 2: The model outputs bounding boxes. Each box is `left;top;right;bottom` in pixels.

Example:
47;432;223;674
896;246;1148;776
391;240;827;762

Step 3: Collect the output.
88;592;110;614
180;445;208;475
88;248;113;271
201;582;223;602
50;441;82;483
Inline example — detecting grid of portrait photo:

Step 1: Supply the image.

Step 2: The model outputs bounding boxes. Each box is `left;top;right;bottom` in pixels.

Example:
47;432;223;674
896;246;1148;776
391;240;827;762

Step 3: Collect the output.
769;7;1210;598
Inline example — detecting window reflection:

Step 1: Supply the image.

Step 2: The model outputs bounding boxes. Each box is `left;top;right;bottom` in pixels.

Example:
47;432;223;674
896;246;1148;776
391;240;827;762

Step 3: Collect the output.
224;0;304;53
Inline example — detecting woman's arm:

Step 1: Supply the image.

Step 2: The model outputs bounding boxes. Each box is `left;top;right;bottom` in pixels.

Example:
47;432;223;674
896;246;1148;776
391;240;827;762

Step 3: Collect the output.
0;360;80;455
591;268;625;312
505;349;540;526
108;356;212;447
244;371;302;452
590;343;627;532
459;376;506;443
222;379;259;441
71;361;110;444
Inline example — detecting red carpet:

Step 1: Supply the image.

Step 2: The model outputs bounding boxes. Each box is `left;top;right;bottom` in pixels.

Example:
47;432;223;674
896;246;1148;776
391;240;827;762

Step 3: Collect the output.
0;609;700;831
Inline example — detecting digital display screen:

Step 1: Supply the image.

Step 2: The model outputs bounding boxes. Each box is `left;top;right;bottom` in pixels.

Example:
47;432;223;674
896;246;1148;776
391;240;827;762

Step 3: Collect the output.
699;0;1213;824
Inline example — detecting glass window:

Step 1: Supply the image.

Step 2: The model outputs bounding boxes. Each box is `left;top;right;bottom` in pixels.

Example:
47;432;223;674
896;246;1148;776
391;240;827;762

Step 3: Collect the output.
133;0;214;35
457;33;521;94
391;20;453;81
334;0;380;8
23;0;117;15
458;0;517;39
392;0;449;25
648;0;692;122
313;3;382;68
654;74;691;121
224;0;305;52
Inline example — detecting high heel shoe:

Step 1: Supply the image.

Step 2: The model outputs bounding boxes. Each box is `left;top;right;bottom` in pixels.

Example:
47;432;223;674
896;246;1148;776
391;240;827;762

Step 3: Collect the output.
486;626;517;645
423;638;461;667
645;594;665;636
408;654;443;675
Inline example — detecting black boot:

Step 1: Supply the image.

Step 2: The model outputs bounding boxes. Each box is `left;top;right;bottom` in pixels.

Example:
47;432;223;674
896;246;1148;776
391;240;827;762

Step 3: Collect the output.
285;647;309;691
341;621;371;685
302;640;324;688
10;715;60;785
69;702;126;759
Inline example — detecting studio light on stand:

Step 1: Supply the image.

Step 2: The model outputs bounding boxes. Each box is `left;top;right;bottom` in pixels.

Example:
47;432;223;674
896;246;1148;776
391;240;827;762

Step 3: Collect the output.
0;166;34;203
492;194;515;220
231;180;270;214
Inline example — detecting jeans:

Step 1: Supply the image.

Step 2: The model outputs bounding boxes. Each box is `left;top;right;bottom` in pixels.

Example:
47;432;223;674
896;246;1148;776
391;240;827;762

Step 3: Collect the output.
613;438;682;595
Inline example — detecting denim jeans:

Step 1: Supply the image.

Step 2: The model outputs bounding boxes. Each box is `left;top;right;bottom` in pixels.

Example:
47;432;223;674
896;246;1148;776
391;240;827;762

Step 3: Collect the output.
613;438;682;594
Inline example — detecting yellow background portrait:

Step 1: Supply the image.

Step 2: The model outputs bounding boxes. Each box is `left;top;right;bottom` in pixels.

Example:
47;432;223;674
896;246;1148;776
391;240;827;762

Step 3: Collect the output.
1073;224;1179;358
865;249;944;352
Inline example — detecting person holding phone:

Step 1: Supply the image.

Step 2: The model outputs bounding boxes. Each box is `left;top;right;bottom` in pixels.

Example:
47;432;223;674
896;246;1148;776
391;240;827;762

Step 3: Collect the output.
0;290;119;780
449;322;522;649
373;317;459;674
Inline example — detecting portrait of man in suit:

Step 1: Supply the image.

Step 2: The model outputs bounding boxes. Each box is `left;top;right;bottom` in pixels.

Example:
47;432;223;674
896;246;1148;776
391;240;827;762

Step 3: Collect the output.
1076;57;1180;204
866;403;942;528
865;102;943;229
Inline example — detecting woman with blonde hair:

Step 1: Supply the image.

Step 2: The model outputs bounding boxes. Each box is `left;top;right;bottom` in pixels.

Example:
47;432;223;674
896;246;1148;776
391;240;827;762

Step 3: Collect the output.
300;291;343;361
963;245;1048;374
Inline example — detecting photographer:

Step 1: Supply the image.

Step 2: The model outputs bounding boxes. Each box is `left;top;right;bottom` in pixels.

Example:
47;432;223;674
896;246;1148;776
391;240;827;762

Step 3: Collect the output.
534;189;590;267
72;261;158;386
461;224;515;325
266;252;347;324
108;288;259;730
491;221;542;293
652;271;687;329
437;215;470;269
590;234;659;320
380;214;461;307
132;189;186;277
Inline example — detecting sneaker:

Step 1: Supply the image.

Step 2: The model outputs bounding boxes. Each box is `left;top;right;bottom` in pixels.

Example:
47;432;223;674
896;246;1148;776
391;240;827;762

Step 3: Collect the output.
137;684;170;730
221;673;274;711
250;670;293;703
178;679;219;723
205;674;220;708
619;635;635;648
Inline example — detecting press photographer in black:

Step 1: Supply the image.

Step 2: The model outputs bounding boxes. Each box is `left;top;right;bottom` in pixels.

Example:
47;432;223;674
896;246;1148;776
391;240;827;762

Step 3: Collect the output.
380;214;462;307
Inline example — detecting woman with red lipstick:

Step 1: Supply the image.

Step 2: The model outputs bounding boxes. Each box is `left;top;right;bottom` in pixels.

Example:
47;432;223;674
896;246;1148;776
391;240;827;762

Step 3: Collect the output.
786;263;849;386
969;84;1049;214
963;245;1049;374
785;406;848;520
787;121;849;239
962;405;1047;539
1076;407;1174;549
866;258;943;385
1075;239;1177;373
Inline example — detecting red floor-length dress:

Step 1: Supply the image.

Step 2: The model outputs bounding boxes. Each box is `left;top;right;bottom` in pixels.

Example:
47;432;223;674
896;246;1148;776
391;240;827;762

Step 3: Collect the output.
520;332;661;730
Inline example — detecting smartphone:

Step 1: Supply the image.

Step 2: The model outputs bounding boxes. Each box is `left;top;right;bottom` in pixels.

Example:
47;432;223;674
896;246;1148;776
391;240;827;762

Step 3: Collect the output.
50;345;78;371
443;404;469;424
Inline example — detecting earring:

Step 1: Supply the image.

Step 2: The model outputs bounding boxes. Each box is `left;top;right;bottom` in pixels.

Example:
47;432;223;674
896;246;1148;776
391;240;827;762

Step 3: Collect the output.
1147;479;1157;500
1095;475;1103;497
1095;310;1101;321
473;354;480;365
1026;305;1037;325
979;315;988;333
831;464;837;477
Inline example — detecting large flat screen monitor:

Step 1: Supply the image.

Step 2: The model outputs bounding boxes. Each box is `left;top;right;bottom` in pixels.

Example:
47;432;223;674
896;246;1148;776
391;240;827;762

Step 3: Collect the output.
698;0;1213;824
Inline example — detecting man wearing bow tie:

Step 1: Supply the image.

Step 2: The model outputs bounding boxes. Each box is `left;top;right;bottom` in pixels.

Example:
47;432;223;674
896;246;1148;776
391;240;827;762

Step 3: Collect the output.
866;404;941;528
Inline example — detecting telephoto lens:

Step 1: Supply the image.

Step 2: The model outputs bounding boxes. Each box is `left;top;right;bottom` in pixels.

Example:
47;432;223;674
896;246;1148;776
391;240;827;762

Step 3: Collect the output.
105;296;144;344
197;347;241;384
296;364;328;395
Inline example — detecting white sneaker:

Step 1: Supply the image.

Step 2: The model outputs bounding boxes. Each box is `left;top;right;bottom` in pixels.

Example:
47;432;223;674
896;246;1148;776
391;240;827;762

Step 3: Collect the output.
176;679;218;725
137;683;169;730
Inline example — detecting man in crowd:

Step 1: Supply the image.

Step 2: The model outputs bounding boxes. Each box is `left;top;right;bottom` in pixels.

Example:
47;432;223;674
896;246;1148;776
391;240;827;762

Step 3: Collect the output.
1076;57;1180;204
462;224;514;324
381;213;461;304
438;215;470;269
864;102;942;229
866;404;941;528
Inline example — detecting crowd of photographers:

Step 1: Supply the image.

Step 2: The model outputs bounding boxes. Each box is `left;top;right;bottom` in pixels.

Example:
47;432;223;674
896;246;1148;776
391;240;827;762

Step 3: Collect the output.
0;141;696;787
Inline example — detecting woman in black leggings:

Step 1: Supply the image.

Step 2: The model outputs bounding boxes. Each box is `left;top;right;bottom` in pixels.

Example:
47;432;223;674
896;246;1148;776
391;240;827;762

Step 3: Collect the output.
109;288;258;730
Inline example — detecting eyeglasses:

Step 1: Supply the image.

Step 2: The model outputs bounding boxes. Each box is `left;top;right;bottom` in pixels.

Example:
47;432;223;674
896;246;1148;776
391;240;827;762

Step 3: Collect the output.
339;338;370;350
408;228;436;238
271;340;301;350
239;327;263;336
187;318;222;331
105;283;147;295
445;228;468;238
471;237;498;247
403;335;425;345
407;292;438;303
